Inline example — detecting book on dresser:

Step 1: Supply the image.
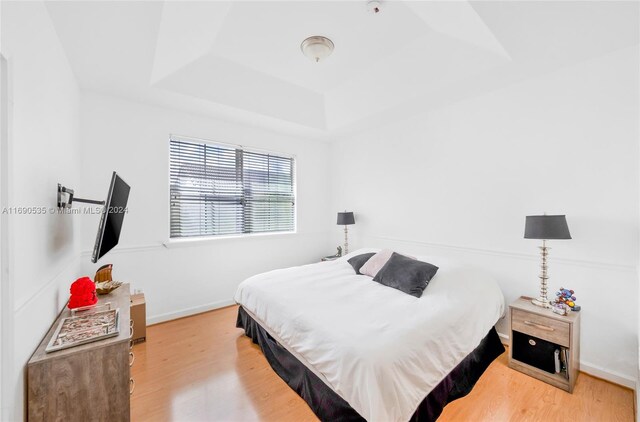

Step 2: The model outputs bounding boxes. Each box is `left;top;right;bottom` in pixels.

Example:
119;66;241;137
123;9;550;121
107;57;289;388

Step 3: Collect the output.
27;283;134;422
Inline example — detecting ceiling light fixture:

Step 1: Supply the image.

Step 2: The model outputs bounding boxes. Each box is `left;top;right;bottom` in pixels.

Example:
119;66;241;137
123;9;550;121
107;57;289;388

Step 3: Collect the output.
301;36;334;63
367;0;381;14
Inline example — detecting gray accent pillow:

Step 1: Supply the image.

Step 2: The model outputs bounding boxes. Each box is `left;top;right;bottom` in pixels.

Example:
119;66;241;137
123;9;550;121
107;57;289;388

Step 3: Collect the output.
347;253;376;274
373;252;439;298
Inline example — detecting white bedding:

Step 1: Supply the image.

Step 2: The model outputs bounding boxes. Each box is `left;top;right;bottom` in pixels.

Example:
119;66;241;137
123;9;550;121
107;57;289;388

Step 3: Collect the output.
234;248;505;422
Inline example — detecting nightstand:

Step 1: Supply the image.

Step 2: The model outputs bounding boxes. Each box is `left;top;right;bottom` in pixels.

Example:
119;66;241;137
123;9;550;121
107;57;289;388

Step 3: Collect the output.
508;296;580;392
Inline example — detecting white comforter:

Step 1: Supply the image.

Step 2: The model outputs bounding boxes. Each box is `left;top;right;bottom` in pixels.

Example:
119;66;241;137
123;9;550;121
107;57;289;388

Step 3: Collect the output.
234;248;505;422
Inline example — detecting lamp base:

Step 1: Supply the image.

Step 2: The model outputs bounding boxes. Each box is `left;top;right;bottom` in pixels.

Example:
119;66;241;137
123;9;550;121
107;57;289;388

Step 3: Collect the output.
343;225;349;256
531;298;551;308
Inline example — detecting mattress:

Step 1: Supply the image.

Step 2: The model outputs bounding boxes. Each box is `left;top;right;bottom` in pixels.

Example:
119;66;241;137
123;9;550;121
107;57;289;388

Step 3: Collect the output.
234;248;505;422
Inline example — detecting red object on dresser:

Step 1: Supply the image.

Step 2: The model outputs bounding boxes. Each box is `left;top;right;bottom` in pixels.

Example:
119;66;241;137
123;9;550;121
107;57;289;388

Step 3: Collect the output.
68;276;98;309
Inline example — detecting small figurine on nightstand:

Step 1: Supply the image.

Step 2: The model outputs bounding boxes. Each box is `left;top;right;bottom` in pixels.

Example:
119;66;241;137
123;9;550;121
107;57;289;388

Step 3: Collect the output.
322;246;343;262
553;287;581;314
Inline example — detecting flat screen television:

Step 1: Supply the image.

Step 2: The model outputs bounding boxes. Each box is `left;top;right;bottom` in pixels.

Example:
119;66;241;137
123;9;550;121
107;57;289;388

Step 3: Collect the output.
91;172;131;263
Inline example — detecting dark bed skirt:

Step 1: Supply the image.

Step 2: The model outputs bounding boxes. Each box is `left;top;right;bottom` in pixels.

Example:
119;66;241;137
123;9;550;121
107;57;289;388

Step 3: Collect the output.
236;306;504;422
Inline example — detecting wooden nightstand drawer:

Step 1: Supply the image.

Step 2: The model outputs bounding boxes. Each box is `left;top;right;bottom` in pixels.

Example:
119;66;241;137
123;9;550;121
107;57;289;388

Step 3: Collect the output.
512;308;570;347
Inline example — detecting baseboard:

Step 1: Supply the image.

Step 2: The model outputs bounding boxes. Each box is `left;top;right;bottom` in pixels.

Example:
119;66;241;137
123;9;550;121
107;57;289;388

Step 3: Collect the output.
498;331;637;390
147;299;236;325
580;361;637;390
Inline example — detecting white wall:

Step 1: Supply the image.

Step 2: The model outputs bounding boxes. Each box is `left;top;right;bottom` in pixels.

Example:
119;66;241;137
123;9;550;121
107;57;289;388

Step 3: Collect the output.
78;92;332;323
0;2;82;420
331;46;639;386
1;8;331;417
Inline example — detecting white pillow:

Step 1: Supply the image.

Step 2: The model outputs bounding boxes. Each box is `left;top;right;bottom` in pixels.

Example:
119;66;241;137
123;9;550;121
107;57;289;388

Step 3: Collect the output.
359;249;396;278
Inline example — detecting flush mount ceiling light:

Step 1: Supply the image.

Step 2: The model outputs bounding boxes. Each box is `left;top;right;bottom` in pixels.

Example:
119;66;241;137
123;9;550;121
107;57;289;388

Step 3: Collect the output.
367;0;381;14
301;36;334;63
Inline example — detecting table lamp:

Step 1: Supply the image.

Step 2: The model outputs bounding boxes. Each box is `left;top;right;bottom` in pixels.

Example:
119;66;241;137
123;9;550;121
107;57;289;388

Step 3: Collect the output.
524;214;571;308
337;211;355;255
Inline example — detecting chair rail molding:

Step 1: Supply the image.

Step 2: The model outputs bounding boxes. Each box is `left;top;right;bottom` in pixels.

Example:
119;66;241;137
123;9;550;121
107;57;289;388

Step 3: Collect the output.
363;234;636;273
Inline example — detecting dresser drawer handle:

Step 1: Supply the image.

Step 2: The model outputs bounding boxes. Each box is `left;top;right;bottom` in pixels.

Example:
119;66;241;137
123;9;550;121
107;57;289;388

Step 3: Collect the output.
129;351;135;367
129;378;135;395
523;320;555;331
130;326;134;339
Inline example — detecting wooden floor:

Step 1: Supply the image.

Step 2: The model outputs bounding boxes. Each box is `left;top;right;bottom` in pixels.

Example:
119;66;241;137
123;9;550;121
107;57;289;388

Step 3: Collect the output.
131;305;634;422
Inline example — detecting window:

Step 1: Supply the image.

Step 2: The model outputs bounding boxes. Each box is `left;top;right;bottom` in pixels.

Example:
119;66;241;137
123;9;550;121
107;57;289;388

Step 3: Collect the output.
169;136;295;238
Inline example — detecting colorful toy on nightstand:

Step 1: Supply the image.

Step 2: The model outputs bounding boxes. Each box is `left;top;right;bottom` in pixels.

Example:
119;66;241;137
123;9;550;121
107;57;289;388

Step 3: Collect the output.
554;287;581;312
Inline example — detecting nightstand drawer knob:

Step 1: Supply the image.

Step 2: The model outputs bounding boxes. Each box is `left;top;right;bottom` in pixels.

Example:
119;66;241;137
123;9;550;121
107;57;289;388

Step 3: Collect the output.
528;339;536;346
524;320;555;331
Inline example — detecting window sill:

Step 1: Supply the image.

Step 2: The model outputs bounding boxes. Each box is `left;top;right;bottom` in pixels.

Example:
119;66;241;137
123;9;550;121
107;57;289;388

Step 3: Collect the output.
163;230;297;249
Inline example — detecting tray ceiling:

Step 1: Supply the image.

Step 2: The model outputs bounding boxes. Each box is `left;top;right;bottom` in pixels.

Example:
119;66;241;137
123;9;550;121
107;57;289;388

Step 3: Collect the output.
44;1;638;138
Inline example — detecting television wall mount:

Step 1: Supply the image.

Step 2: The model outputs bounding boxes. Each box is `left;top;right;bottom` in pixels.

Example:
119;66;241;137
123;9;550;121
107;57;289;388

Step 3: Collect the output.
57;184;105;209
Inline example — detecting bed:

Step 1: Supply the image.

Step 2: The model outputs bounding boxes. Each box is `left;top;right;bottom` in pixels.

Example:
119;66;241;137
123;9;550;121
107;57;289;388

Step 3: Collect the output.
234;248;505;422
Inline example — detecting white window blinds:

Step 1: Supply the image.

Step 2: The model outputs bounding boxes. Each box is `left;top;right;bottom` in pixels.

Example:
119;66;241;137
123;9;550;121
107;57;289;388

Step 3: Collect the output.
170;137;295;238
